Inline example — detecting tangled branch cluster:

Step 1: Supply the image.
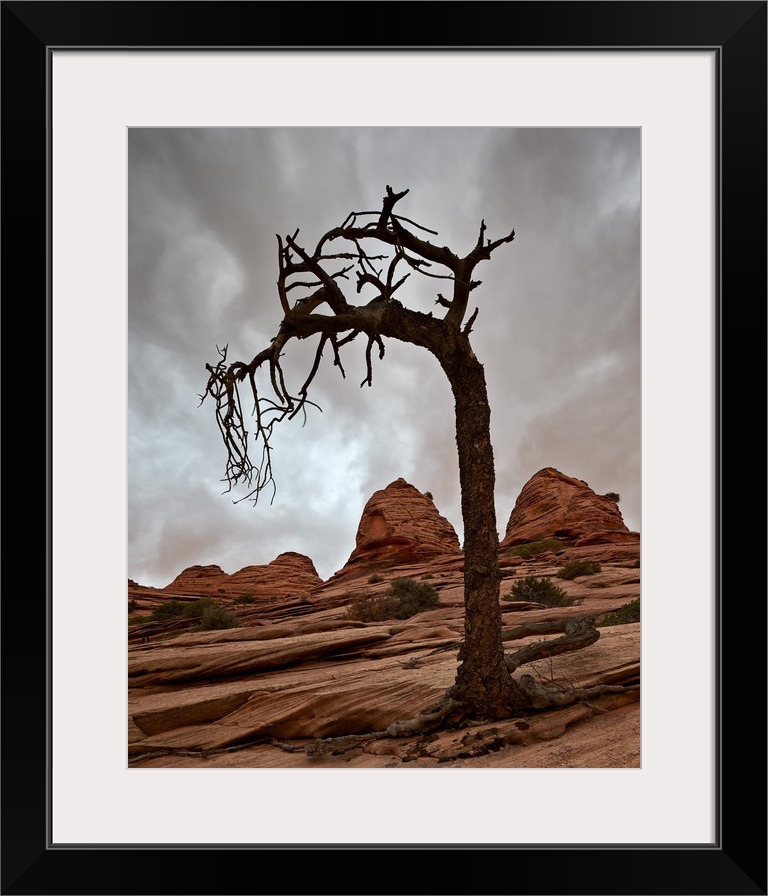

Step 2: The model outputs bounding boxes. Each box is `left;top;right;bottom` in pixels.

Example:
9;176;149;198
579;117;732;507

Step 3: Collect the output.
199;186;515;504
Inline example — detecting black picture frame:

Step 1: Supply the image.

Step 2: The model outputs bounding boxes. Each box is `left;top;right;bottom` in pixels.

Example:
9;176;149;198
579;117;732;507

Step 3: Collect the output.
2;2;765;894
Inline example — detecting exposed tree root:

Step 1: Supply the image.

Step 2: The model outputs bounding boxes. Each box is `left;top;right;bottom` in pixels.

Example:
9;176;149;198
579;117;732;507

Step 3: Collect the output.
517;675;639;710
504;615;600;673
395;689;640;763
292;678;638;759
385;697;464;737
302;731;385;757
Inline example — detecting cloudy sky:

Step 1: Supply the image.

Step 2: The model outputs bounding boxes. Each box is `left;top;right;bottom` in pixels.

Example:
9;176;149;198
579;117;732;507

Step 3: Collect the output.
128;128;640;587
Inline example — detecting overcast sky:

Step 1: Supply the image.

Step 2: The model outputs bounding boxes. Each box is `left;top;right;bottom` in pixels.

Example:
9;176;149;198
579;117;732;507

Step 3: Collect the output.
128;128;640;587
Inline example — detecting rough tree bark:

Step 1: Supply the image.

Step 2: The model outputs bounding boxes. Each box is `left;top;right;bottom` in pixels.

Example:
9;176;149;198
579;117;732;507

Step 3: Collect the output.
439;338;524;718
201;186;612;729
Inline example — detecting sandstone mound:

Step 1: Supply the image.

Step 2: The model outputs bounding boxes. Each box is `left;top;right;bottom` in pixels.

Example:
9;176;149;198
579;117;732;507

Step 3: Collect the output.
228;552;322;597
334;478;461;578
165;552;322;598
501;467;635;549
165;564;226;592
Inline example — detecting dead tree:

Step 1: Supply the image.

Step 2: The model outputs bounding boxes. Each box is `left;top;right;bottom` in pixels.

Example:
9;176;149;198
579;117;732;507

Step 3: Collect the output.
201;186;619;727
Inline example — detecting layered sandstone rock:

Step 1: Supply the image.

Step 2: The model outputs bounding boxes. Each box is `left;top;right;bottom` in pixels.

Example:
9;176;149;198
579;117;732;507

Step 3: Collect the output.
128;592;640;764
228;552;322;597
165;564;227;592
164;552;322;598
335;478;461;577
501;467;632;549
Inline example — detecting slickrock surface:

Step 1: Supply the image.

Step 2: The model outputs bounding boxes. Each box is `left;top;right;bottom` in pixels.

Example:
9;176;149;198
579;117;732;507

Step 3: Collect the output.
164;552;322;597
129;608;639;767
333;478;461;578
129;559;640;768
501;467;636;548
129;469;640;769
133;699;640;769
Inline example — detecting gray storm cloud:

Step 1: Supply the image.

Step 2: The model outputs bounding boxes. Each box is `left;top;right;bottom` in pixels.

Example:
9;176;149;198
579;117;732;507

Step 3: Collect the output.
129;127;640;586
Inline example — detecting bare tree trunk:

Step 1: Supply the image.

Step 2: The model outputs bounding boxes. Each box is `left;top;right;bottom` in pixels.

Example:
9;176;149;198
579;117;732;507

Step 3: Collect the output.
439;337;531;719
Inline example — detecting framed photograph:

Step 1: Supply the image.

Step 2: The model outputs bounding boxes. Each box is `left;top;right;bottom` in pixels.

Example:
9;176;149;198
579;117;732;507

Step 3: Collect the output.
3;2;765;894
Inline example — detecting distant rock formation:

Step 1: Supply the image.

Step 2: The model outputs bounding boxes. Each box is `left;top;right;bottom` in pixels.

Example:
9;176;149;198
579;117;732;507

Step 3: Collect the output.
336;478;461;576
500;467;636;549
229;552;322;597
165;552;322;598
165;564;227;592
146;468;637;598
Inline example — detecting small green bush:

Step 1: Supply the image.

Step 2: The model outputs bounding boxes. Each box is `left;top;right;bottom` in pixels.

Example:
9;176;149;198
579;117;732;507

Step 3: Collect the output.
196;605;241;631
181;598;220;619
503;576;573;607
368;574;384;584
128;614;145;626
421;573;434;580
347;577;439;622
424;491;434;500
556;560;602;580
128;599;138;613
150;599;186;621
604;492;621;503
234;594;257;604
598;598;640;627
505;538;564;559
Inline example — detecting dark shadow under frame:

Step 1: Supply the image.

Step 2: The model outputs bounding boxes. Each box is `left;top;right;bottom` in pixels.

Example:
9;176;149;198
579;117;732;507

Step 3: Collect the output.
1;1;765;894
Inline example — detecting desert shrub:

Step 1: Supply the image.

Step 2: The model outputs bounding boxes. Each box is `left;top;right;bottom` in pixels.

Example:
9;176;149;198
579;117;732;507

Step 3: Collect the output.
181;597;220;619
150;599;186;621
421;573;434;580
128;598;138;613
234;593;257;604
505;538;564;559
604;492;621;503
368;574;383;584
346;594;386;622
503;575;573;607
389;577;440;608
196;605;241;631
556;559;602;580
128;614;145;626
347;577;439;622
424;491;434;500
598;598;640;627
